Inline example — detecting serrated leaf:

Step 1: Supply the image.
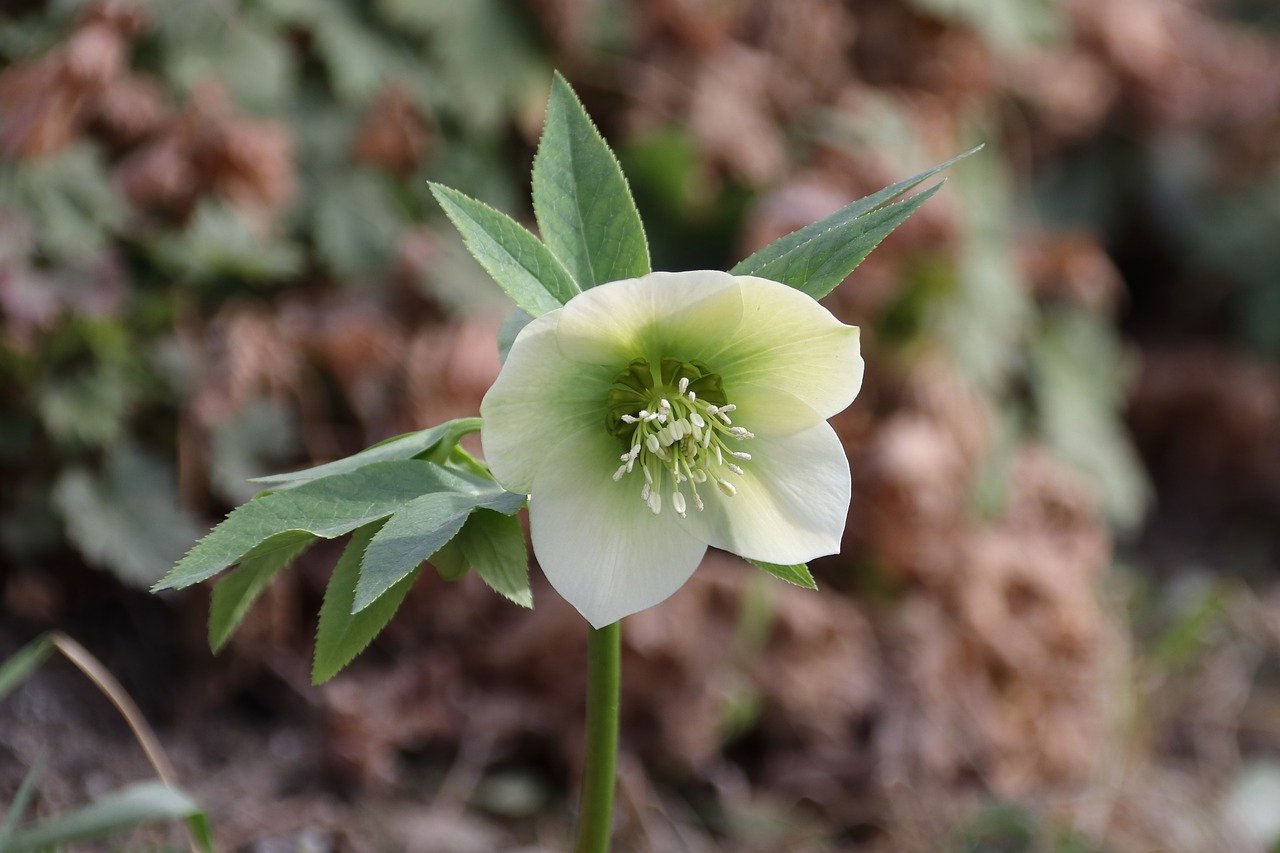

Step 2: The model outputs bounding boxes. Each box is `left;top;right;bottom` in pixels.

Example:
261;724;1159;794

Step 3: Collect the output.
355;488;525;611
251;418;481;489
731;147;980;298
498;308;534;365
312;522;420;683
155;460;493;591
430;183;579;316
531;73;649;287
3;781;209;852
455;509;531;607
750;560;817;590
208;531;316;652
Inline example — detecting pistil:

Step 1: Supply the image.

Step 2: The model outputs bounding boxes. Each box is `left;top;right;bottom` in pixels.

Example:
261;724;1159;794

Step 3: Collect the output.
606;358;752;517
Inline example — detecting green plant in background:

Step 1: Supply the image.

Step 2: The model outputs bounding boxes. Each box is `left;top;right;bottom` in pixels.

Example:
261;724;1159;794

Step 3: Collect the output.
0;0;555;589
0;634;212;851
152;72;970;849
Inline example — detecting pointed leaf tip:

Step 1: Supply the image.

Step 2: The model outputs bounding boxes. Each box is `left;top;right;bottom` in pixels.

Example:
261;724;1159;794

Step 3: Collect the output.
532;73;650;288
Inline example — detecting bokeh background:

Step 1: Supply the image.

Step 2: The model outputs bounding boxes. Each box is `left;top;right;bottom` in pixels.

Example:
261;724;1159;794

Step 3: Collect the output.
2;0;1280;849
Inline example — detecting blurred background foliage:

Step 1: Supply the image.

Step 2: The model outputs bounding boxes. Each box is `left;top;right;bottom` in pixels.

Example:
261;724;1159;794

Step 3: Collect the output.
1;0;1279;850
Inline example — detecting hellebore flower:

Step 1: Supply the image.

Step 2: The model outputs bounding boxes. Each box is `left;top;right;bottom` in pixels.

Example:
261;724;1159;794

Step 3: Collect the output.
480;270;863;627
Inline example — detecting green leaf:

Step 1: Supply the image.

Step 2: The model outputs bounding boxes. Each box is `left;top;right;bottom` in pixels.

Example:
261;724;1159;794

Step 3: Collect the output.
0;752;45;844
355;488;525;611
455;509;531;608
430;539;470;580
155;460;492;591
750;560;817;590
498;308;535;365
531;72;650;287
208;532;316;652
0;634;54;703
731;147;980;298
312;522;420;683
53;446;203;588
430;183;579;315
250;418;481;489
313;170;403;276
3;781;209;852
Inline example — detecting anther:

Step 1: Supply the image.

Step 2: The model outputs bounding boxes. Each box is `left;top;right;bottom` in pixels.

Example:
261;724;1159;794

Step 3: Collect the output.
647;491;662;514
727;463;744;476
672;491;687;518
731;451;751;460
689;412;705;428
621;414;637;424
612;464;627;481
729;427;754;439
678;377;689;394
716;479;737;497
646;435;661;453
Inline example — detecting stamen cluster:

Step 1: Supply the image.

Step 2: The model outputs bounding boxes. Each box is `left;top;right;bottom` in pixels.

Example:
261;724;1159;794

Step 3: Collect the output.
607;359;753;517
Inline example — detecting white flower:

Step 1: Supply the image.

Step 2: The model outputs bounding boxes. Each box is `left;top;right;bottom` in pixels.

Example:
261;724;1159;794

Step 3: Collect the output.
480;270;864;627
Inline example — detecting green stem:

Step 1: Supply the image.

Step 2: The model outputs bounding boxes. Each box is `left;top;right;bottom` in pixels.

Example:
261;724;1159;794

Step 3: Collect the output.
575;621;620;853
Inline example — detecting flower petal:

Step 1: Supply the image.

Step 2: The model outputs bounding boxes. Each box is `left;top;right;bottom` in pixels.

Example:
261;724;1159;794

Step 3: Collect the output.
555;270;743;367
681;420;850;564
530;427;708;627
700;275;863;433
480;311;614;493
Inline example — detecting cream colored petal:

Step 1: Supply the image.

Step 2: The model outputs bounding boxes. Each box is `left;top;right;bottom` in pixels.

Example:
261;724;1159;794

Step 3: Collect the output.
680;420;850;564
480;311;614;493
555;270;743;368
530;427;708;628
702;275;863;434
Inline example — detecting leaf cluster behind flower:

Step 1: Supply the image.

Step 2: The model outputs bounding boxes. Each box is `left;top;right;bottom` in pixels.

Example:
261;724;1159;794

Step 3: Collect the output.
153;71;974;675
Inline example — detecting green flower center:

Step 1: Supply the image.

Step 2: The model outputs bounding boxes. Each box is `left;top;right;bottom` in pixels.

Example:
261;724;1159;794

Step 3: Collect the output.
605;357;753;517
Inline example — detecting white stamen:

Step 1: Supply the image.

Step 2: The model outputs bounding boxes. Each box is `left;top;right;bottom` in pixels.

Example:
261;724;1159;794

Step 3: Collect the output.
647;490;662;514
720;404;737;414
719;412;732;424
621;414;637;424
730;427;754;439
731;451;751;460
660;398;671;413
678;377;689;394
689;412;705;429
706;405;719;414
638;409;650;418
658;426;674;446
672;491;687;518
691;469;707;483
727;463;744;476
641;483;651;501
612;464;627;481
717;479;737;497
715;445;723;465
687;391;696;402
694;492;704;511
702;428;712;447
646;434;661;454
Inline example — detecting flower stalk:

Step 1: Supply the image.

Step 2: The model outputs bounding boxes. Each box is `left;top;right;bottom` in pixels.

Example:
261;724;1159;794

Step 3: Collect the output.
575;620;620;853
